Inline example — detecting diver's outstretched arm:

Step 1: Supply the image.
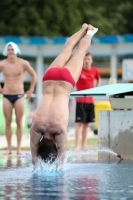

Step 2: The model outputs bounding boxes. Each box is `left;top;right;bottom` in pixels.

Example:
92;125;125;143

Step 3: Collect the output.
30;140;38;166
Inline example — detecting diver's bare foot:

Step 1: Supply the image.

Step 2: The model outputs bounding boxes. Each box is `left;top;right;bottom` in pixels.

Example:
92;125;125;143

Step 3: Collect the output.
82;23;89;33
3;151;12;155
87;24;95;30
82;23;88;29
87;24;98;37
81;23;97;35
82;23;94;31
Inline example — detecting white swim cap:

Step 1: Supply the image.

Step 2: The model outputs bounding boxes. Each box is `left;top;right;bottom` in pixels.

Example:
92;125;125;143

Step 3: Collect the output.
2;42;21;56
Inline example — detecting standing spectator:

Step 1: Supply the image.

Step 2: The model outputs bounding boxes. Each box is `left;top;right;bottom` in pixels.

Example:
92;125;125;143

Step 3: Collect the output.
75;52;101;151
0;42;37;155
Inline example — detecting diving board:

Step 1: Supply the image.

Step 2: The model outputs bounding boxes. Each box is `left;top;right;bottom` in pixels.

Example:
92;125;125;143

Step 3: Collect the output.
70;83;133;97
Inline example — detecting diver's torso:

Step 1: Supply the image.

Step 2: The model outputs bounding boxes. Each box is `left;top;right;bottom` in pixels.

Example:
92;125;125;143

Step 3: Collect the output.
32;80;72;135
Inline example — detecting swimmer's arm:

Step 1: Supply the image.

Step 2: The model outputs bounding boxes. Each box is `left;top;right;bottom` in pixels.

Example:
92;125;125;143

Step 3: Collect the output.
56;133;67;167
24;61;37;95
30;140;38;165
0;63;3;72
0;63;3;93
58;143;67;168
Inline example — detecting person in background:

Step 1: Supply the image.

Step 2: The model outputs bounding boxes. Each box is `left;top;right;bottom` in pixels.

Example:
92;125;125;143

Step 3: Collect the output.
74;52;101;151
0;42;37;155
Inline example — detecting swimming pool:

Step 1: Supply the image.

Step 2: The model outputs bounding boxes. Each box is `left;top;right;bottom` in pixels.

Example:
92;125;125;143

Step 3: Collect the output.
0;151;133;200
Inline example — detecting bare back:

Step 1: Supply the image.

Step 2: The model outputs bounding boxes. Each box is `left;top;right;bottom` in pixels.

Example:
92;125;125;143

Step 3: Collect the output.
0;58;28;94
32;80;73;135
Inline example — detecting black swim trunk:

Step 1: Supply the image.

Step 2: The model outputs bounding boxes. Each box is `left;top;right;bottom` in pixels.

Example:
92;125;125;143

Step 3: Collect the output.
3;94;24;104
75;102;95;123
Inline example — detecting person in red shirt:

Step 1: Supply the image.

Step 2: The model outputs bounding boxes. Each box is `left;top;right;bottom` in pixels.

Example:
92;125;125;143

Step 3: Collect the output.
75;52;101;151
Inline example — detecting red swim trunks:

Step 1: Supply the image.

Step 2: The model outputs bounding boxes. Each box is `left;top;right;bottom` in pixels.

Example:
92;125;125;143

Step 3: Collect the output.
42;67;75;87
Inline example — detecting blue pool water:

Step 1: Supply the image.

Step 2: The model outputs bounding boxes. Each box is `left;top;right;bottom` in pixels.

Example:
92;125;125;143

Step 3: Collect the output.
0;151;133;200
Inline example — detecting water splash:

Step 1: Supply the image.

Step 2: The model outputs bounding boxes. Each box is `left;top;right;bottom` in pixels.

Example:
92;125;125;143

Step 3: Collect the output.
34;157;58;172
97;147;117;156
33;147;120;175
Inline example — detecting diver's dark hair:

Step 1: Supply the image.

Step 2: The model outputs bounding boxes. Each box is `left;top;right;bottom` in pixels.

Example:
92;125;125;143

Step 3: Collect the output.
85;52;92;57
37;138;58;163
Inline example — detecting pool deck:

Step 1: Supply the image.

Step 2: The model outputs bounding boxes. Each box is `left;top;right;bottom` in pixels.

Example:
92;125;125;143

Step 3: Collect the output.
0;127;97;149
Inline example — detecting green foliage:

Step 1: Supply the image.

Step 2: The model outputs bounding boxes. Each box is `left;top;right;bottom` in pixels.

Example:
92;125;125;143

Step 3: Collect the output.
0;0;132;36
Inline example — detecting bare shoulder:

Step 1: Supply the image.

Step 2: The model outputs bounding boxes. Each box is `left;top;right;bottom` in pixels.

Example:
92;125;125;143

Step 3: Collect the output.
18;58;33;72
18;58;30;66
18;58;36;76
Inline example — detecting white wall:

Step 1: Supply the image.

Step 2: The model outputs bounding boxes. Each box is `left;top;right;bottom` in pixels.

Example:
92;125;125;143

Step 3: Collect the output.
98;110;133;160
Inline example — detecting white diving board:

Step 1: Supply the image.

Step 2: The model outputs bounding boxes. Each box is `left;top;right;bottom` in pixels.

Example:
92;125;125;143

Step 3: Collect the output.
70;83;133;97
